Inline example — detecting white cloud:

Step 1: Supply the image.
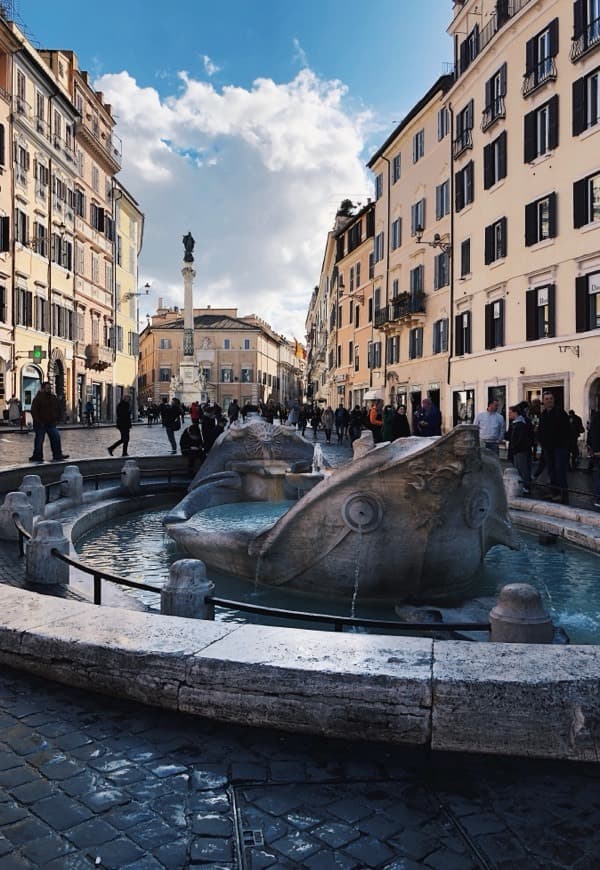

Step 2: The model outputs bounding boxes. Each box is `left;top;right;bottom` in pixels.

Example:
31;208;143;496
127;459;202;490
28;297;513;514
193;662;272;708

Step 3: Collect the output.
201;55;221;77
96;67;371;341
292;38;308;69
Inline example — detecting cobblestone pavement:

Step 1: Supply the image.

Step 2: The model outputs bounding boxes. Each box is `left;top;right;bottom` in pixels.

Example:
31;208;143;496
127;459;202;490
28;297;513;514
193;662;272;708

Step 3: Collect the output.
0;665;599;869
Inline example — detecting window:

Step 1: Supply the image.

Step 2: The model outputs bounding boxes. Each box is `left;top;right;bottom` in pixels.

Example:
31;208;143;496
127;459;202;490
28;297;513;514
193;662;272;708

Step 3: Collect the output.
412;129;424;163
128;331;139;356
572;0;600;61
386;335;399;364
375;172;383;200
354;305;360;328
411;199;425;236
410;264;424;294
221;368;233;382
435;180;450;220
90;203;105;232
15;208;28;245
392;154;401;182
484;217;507;263
347;221;362;252
368;297;373;322
241;368;253;382
159;338;171;349
223;338;231;349
374;231;385;263
573;171;600;226
524;96;559;161
348;341;353;365
367;340;381;369
159;367;171;382
391;218;402;250
459;24;480;73
33;221;47;257
455;161;474;211
482;64;507;130
460;239;471;277
573;66;600;134
392;278;399;298
434;252;450;289
454;101;474;157
523;19;559;95
202;367;211;382
438;106;450;140
526;284;555;339
92;164;100;192
336;235;345;262
455;310;472;355
409;327;423;359
484;299;505;348
0;285;5;322
354;344;360;371
483;132;507;189
368;252;374;280
433;319;449;354
576;271;600;331
525;193;557;245
243;338;250;350
16;287;32;327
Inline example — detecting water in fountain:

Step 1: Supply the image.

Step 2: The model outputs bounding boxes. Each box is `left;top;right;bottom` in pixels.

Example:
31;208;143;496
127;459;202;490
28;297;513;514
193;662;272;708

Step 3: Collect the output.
312;443;325;473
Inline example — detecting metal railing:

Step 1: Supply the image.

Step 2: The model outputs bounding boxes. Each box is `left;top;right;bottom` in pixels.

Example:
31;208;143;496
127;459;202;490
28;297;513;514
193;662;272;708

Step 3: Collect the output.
571;18;600;62
481;97;506;132
522;58;557;98
452;129;473;159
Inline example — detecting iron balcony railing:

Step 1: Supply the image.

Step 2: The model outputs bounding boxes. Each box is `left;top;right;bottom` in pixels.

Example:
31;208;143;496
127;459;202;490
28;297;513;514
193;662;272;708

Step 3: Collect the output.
481;96;506;132
571;17;600;62
375;294;426;327
457;0;534;77
522;58;557;97
452;128;473;159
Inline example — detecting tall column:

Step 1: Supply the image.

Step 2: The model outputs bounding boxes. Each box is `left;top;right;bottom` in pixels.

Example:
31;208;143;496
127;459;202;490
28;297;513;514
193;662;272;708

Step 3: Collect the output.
171;233;204;405
182;261;196;357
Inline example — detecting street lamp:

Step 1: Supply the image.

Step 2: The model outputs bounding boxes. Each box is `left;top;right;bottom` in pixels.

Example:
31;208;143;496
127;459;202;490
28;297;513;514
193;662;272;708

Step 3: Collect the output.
123;282;151;302
414;226;452;255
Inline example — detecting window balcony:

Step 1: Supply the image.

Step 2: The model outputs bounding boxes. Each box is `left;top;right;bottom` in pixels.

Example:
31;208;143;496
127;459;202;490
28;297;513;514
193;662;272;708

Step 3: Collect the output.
481;96;506;132
571;17;600;62
375;293;426;328
85;343;112;371
452;129;473;159
522;58;557;97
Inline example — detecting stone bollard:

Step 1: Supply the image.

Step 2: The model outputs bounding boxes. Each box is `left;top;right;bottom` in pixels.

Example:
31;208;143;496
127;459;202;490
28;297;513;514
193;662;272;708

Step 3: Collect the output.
489;583;554;643
161;559;215;620
18;474;46;516
26;520;70;586
60;465;83;502
353;430;375;460
503;466;521;501
121;459;141;495
0;492;34;540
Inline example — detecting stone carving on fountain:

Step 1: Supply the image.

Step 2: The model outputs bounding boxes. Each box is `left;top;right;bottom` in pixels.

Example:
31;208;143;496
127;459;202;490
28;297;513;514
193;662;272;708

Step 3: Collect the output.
165;423;516;604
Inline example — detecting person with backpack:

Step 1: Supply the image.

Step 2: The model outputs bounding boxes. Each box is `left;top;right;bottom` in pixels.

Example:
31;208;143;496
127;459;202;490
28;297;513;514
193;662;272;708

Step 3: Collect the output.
506;404;534;496
162;397;182;454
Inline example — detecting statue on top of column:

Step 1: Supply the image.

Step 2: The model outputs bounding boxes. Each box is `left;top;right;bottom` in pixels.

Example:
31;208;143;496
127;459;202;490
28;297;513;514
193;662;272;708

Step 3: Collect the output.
182;232;195;263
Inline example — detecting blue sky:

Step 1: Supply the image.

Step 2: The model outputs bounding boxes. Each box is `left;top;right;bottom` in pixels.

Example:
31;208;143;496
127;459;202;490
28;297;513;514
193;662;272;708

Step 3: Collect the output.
21;0;452;339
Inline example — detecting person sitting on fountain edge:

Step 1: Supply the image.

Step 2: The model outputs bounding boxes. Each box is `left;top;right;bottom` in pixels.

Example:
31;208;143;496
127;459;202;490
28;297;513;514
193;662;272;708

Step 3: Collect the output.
180;421;205;473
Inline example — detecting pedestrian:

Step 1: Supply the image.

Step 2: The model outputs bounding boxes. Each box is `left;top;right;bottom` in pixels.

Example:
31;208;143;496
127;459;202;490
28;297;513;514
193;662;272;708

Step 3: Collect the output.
162;398;182;454
473;399;505;455
392;404;411;439
334;403;349;443
29;382;69;463
506;405;534;496
368;400;384;443
227;399;240;427
322;405;334;444
179;421;205;473
348;405;363;444
567;410;585;470
310;404;322;441
381;404;395;442
413;397;442;436
537;391;570;504
7;395;22;428
107;396;132;457
298;404;309;437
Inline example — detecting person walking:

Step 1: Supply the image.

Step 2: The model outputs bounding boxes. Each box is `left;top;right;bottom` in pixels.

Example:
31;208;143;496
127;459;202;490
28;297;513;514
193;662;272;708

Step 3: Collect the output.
334;403;349;444
381;405;395;442
107;396;132;457
473;399;505;455
227;399;240;427
567;410;585;470
7;395;22;428
322;406;334;444
414;397;442;436
162;398;182;454
392;404;411;439
29;382;69;463
537;391;571;504
368;400;384;443
348;405;363;444
506;405;534;495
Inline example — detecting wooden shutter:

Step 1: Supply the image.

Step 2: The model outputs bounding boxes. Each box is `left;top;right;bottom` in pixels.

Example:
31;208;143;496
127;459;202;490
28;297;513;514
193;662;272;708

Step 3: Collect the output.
549;18;559;57
547;284;556;337
455;314;464;355
464;311;472;354
498;131;507;181
548;192;558;238
0;216;8;253
460;39;469;74
455;169;464;212
467;99;474;130
525;36;536;75
484;224;494;264
0;124;4;167
525;201;538;246
466;161;474;203
484;303;493;349
483;142;493;189
526;289;537;340
484;76;492;110
575;276;588;332
497;299;505;347
572;77;587;136
500;63;507;96
500;217;507;259
573;176;588;228
573;0;585;40
548;95;559;149
524;109;537;162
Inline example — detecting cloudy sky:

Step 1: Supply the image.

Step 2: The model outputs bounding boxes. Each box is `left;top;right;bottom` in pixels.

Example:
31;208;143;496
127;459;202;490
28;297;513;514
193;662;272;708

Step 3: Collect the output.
24;0;451;341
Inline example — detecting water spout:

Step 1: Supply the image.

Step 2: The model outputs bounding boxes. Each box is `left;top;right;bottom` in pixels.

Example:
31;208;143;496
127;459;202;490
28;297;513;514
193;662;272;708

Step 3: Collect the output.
312;443;324;473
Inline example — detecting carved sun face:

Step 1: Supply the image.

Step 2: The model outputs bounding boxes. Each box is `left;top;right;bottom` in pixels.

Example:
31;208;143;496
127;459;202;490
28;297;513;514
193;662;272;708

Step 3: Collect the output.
232;423;289;459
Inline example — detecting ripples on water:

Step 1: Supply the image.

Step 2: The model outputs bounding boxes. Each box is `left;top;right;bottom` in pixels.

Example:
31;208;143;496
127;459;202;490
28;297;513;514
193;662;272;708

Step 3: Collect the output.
75;504;600;643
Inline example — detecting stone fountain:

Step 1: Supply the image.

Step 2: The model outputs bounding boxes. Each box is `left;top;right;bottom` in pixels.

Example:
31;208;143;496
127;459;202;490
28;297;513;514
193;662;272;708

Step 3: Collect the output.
165;422;515;603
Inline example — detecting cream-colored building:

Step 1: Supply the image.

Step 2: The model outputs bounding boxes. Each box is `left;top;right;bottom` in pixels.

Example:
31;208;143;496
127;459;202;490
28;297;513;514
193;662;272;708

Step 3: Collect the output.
113;181;144;416
139;305;303;411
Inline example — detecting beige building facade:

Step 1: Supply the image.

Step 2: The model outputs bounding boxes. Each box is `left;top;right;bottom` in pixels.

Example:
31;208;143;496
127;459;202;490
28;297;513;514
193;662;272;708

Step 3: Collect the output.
139;305;303;411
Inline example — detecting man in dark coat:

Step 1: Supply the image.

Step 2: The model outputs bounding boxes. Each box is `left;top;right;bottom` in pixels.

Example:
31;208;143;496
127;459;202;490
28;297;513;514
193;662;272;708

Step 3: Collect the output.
30;382;68;462
108;396;132;456
537;391;571;504
413;398;442;436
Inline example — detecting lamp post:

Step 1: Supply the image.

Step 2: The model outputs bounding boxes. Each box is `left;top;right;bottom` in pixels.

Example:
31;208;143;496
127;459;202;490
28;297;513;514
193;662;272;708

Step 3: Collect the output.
415;226;452;255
